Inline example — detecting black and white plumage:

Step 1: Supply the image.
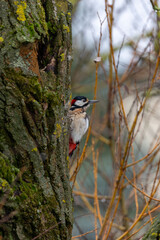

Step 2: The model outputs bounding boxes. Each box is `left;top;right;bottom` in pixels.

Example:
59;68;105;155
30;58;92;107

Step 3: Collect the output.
69;96;98;156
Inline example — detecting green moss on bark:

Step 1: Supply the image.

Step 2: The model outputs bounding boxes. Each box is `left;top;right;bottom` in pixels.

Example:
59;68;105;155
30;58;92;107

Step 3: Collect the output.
142;218;160;240
0;0;73;239
0;0;48;74
0;153;61;240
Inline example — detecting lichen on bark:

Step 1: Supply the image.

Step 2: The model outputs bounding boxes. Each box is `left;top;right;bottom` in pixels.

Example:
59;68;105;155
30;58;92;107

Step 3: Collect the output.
0;0;73;239
142;218;160;240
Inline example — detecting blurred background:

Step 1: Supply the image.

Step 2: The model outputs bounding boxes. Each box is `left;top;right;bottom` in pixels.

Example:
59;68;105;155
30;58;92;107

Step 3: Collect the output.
69;0;160;239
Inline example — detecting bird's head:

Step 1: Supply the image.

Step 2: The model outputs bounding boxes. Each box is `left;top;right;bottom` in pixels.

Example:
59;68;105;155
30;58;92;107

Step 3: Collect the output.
70;96;98;111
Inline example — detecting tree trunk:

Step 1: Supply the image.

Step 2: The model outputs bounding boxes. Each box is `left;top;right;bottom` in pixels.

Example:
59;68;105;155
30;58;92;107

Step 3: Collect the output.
142;218;160;240
0;0;73;239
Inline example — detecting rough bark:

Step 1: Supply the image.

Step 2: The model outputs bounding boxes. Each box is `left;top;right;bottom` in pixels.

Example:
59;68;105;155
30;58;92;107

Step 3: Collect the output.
142;218;160;240
0;0;73;239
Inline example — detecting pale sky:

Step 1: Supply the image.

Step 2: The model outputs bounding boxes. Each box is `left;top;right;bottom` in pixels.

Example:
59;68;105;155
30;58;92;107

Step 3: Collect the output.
72;0;156;67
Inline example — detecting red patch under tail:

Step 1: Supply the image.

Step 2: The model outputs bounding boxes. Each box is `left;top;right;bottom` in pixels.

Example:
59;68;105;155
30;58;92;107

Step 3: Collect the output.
69;138;77;157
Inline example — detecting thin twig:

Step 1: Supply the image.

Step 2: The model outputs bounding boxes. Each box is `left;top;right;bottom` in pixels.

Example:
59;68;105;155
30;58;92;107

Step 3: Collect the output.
32;222;61;240
72;228;98;239
73;191;115;200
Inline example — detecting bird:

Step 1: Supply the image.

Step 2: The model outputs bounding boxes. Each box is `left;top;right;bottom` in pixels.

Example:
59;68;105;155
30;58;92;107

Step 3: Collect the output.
68;96;98;157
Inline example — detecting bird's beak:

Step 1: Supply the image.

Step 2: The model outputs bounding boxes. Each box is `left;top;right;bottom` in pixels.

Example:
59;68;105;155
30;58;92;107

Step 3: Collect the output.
88;99;99;104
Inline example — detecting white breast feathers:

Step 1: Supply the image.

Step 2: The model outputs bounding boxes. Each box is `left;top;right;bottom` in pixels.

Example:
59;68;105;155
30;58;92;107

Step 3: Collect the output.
69;111;89;144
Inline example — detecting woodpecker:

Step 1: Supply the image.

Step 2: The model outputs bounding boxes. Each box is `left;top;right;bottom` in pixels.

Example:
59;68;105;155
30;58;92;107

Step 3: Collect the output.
69;96;98;157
